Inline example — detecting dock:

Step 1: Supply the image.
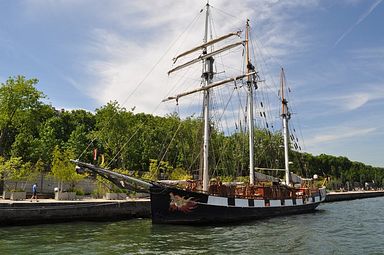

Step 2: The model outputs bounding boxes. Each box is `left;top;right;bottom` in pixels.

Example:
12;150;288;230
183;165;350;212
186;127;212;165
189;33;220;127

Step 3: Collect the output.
325;190;384;202
0;198;151;226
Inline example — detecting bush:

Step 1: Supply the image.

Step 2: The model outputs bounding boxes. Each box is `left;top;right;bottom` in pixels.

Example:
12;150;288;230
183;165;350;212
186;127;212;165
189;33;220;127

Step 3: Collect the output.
169;167;192;180
0;157;34;191
51;146;84;191
142;159;173;181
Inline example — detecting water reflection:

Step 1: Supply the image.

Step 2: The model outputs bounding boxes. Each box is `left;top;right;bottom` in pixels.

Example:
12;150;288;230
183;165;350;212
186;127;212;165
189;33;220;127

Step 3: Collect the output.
0;197;382;255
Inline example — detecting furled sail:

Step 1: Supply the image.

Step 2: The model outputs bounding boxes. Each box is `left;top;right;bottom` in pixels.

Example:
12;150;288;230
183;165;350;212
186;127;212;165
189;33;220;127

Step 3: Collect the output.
172;31;241;63
163;72;256;102
168;41;244;75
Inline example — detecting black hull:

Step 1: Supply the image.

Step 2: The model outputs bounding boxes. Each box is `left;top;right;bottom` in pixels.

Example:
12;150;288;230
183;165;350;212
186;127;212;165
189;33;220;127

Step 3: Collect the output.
71;160;325;225
150;185;323;225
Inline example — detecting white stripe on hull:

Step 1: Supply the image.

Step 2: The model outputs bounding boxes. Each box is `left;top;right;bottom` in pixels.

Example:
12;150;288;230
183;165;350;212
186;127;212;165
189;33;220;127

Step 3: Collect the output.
206;195;324;208
207;196;228;206
270;200;281;207
254;200;264;207
285;199;293;206
235;198;249;207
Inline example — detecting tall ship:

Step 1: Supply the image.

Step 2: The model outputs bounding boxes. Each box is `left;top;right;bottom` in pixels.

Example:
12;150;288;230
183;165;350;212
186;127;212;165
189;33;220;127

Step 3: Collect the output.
73;2;326;224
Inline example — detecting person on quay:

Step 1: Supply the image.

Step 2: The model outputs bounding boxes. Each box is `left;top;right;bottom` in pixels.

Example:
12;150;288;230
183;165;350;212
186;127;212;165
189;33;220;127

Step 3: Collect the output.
30;183;38;202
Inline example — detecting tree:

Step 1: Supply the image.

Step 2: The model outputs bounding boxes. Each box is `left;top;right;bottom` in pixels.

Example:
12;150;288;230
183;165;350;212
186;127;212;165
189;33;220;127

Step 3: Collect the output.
0;76;44;156
10;103;56;163
1;157;32;191
143;159;174;181
66;124;92;160
35;120;60;166
91;101;136;168
51;146;83;191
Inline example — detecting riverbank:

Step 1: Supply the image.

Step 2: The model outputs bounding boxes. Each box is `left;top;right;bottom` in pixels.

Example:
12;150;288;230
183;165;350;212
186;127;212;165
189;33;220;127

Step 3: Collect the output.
2;190;383;226
325;190;384;202
0;198;151;226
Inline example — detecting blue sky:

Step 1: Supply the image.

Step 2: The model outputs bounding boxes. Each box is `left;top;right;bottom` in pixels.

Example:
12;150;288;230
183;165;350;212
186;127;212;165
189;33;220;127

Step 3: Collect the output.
0;0;383;167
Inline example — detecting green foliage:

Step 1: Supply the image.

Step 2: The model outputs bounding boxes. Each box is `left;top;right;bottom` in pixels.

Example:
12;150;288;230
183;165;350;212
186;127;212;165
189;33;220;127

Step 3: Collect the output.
143;159;174;181
220;176;234;183
236;176;250;183
91;101;135;169
0;156;6;174
142;159;161;181
93;168;132;195
0;157;33;191
169;167;192;180
4;157;30;180
71;187;85;196
51;145;84;191
0;76;45;157
0;75;382;190
113;168;131;176
325;178;343;191
34;159;45;173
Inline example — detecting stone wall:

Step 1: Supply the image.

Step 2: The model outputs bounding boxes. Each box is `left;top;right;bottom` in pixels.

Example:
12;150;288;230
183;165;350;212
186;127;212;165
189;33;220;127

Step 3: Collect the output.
0;199;151;225
4;174;97;195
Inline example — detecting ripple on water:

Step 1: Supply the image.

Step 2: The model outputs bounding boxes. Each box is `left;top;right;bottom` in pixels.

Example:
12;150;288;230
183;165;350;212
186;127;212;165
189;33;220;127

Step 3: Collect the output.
0;197;383;255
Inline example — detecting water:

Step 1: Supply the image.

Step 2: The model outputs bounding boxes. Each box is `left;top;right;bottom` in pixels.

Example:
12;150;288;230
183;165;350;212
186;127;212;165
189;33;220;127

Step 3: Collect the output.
0;197;383;255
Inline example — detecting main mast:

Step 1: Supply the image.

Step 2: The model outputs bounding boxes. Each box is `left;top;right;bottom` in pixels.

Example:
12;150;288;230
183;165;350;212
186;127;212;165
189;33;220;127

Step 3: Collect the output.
164;3;252;191
245;20;255;185
202;2;213;192
280;68;291;186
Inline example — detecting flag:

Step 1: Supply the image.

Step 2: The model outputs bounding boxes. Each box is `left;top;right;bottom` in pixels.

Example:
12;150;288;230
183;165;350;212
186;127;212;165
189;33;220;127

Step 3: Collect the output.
101;154;105;166
93;148;97;161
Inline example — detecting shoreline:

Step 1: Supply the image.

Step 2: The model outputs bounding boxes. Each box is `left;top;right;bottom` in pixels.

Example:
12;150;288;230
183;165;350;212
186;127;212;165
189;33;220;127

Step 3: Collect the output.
1;190;383;226
325;190;384;202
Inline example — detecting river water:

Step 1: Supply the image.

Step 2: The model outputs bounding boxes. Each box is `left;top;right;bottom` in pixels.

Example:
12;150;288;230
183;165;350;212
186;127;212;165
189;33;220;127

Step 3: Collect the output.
0;197;383;255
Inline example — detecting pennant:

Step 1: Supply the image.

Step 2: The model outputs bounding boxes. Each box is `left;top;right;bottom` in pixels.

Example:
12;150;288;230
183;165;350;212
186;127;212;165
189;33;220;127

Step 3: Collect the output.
93;148;97;161
101;154;105;166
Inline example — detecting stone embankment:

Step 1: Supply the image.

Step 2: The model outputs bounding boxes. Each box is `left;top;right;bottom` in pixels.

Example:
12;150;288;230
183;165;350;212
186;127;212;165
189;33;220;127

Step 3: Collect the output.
0;198;151;226
325;190;384;202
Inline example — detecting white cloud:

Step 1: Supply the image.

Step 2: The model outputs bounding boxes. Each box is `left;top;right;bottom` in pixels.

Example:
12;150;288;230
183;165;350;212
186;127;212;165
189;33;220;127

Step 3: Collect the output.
15;0;322;115
317;92;375;112
306;126;376;147
76;0;323;115
294;83;384;118
7;0;382;166
342;93;370;111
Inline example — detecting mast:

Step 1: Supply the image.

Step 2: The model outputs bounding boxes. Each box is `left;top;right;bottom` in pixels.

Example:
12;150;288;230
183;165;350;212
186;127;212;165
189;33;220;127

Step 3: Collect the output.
280;68;291;186
245;20;255;185
165;2;246;192
202;2;212;192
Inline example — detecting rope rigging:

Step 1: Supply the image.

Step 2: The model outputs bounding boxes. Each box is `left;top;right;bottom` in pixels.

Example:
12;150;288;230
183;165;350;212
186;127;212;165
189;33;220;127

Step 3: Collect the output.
77;7;206;166
80;1;308;182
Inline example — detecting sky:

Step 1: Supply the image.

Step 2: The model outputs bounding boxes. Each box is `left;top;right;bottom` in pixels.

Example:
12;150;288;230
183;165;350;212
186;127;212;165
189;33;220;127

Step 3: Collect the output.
0;0;383;167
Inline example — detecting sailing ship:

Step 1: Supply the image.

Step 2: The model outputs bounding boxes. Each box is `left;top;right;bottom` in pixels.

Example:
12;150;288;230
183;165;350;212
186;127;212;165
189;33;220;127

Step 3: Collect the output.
73;2;326;224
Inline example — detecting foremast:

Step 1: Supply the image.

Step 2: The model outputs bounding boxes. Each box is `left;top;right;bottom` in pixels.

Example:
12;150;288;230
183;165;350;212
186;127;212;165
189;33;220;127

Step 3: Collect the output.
280;68;291;186
202;2;212;192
